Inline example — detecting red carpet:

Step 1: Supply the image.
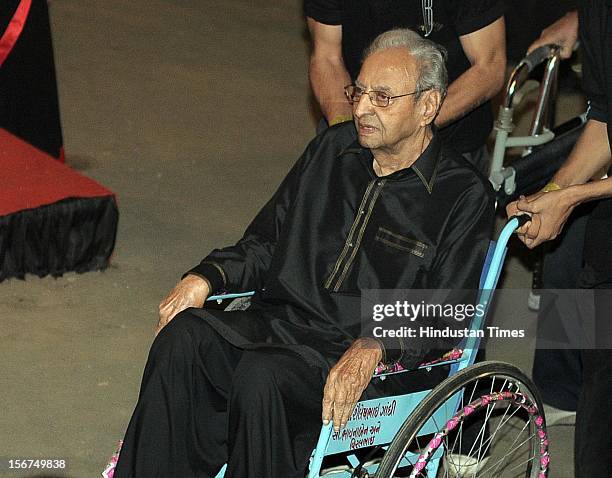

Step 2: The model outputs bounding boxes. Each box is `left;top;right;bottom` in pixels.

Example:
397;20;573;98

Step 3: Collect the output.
0;128;111;215
0;128;118;281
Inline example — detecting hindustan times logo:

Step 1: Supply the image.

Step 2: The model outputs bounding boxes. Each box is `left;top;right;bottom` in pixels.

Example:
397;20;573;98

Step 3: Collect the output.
371;326;525;339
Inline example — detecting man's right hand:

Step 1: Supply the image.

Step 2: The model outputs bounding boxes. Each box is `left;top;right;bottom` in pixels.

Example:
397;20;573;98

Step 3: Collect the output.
527;10;578;60
156;274;210;335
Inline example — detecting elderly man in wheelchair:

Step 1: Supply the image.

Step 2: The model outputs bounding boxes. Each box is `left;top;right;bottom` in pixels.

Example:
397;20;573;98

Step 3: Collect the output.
113;29;498;478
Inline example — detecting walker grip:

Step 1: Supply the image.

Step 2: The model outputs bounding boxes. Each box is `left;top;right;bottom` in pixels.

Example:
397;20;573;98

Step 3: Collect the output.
521;44;558;72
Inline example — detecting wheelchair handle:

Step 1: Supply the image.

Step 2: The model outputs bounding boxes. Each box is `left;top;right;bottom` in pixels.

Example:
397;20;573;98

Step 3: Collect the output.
509;214;531;228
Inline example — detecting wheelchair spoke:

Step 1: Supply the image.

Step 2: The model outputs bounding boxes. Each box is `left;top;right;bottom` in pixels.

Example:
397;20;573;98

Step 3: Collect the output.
459;388;537;477
476;400;523;460
474;401;497;472
467;378;480;407
479;431;536;476
375;363;548;478
484;446;536;477
456;378;480;466
444;394;520;475
465;388;499;459
401;435;419;474
490;409;535;474
489;426;534;476
503;454;538;478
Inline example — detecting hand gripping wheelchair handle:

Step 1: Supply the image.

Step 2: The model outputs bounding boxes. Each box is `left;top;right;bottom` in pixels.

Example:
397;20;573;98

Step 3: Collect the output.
509;214;531;228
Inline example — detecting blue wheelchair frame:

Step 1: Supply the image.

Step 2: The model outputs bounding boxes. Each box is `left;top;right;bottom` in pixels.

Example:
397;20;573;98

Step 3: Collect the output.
210;217;523;478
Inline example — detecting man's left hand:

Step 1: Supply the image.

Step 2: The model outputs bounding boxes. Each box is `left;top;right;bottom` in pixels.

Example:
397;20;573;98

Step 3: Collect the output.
322;338;383;432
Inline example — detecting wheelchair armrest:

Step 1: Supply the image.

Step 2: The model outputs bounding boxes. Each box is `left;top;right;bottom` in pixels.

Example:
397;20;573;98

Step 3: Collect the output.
205;297;467;378
373;348;466;378
207;291;255;303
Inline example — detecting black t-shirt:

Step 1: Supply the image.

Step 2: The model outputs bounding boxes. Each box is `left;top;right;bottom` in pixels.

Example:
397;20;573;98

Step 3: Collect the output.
578;0;612;283
580;0;611;151
304;0;505;153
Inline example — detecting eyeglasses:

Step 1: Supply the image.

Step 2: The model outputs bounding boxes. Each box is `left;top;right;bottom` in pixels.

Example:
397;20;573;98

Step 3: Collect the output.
344;85;422;108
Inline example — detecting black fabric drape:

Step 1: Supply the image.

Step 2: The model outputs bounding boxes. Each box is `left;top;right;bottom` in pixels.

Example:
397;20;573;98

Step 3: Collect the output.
0;196;118;281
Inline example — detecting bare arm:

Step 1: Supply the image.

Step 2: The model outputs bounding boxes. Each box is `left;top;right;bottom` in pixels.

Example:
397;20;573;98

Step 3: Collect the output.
551;120;611;187
435;17;506;128
307;17;353;124
507;120;612;248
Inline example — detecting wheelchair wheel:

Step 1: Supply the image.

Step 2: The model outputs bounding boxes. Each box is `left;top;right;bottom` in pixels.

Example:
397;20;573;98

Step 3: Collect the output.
375;361;549;478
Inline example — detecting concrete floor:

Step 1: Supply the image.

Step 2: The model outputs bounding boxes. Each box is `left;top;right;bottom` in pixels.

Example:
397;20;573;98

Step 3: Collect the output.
0;1;584;476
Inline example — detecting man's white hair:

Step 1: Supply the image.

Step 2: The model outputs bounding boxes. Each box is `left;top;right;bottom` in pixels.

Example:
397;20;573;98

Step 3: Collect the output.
363;28;448;100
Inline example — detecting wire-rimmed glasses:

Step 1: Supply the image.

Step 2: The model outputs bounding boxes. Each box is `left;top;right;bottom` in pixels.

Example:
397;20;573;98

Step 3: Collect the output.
344;85;423;107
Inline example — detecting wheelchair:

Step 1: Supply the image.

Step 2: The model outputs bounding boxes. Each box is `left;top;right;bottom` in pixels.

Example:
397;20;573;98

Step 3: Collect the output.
102;228;547;478
205;50;570;478
205;217;549;478
105;48;569;476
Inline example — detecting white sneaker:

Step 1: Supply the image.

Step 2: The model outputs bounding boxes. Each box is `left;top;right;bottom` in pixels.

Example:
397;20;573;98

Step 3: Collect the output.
444;454;489;477
527;290;541;311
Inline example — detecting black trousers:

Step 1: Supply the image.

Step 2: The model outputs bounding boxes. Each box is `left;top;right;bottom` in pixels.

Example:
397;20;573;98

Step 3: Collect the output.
114;310;325;478
574;287;612;477
574;284;612;477
575;348;612;477
574;199;612;477
533;204;592;411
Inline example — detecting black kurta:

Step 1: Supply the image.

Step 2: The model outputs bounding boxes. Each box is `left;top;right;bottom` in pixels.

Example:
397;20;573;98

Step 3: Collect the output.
188;122;495;372
116;124;495;477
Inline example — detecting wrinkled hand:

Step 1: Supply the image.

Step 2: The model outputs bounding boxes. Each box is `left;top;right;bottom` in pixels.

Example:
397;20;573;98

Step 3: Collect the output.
527;11;578;60
156;274;210;335
322;338;383;432
508;189;576;248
